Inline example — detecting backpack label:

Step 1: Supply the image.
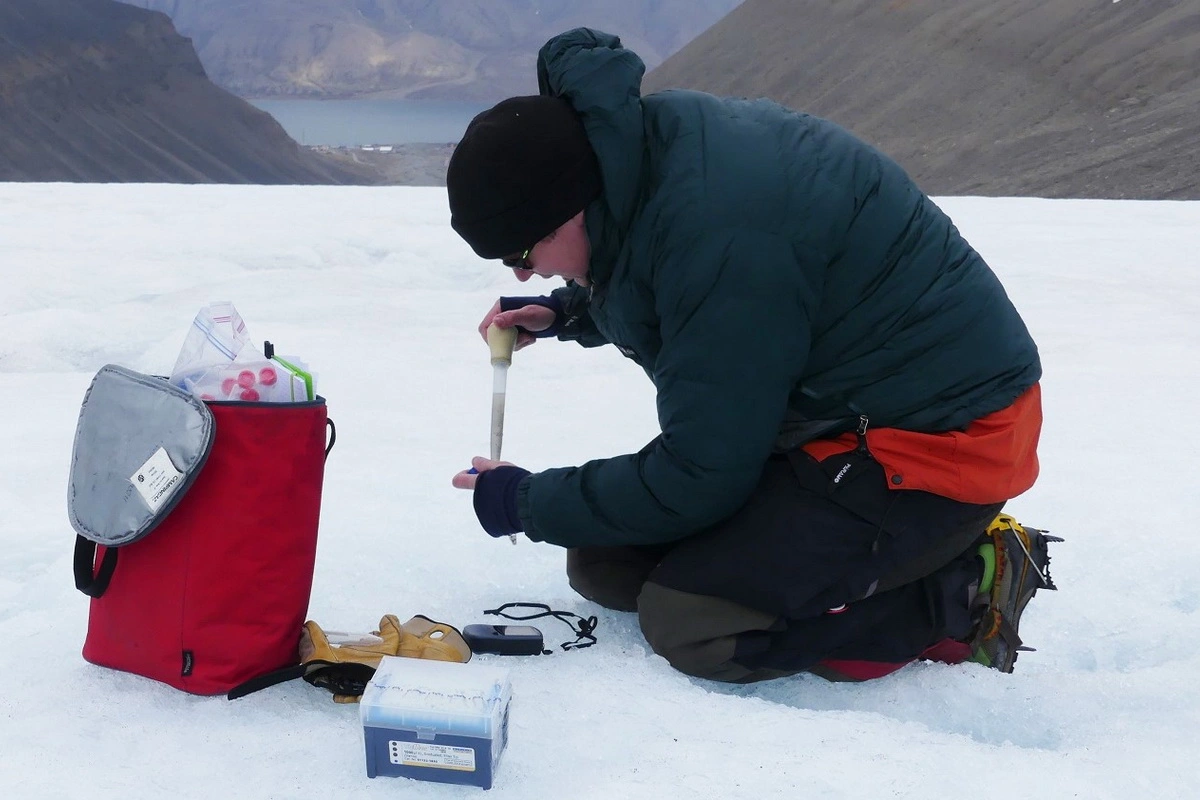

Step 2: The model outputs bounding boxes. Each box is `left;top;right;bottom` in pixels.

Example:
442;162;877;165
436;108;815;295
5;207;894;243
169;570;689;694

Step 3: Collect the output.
130;447;183;513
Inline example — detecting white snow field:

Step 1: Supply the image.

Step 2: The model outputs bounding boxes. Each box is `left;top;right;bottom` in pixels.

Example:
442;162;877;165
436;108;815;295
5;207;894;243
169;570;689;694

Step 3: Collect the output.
1;184;1197;799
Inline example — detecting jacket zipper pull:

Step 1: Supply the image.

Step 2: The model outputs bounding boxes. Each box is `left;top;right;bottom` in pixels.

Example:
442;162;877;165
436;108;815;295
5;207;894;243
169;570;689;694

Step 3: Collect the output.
855;415;870;454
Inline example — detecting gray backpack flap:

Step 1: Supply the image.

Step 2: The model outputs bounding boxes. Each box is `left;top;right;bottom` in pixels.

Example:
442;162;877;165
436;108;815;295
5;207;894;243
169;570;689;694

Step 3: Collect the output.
69;365;215;597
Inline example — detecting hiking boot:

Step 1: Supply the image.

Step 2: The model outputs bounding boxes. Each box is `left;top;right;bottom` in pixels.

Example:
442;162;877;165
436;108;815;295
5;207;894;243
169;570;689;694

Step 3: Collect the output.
969;514;1061;673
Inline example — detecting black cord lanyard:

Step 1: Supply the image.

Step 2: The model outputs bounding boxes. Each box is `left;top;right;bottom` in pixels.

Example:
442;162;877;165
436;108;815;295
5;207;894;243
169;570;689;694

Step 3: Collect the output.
484;602;599;651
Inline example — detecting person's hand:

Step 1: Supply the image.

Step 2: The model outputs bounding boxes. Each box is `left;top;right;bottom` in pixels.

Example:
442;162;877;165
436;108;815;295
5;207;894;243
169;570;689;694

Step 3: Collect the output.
477;299;558;351
452;456;520;490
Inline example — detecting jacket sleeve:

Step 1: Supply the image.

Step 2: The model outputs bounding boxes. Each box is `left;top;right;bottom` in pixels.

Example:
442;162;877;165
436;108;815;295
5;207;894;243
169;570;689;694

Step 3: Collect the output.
519;230;820;547
550;283;609;348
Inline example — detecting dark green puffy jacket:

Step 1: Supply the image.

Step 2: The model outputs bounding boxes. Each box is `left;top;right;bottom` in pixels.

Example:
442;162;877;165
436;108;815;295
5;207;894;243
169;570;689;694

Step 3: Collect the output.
517;29;1041;548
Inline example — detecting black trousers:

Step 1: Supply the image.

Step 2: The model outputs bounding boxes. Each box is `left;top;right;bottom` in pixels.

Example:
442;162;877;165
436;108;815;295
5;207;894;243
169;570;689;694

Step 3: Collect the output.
566;449;1002;682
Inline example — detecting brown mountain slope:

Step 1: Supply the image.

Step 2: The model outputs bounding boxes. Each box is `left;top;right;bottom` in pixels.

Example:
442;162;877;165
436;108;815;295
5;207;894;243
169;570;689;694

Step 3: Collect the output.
643;0;1200;199
0;0;377;183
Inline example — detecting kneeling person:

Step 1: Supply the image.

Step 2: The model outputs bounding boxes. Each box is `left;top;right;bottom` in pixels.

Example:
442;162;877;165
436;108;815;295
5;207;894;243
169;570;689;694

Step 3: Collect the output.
448;28;1056;682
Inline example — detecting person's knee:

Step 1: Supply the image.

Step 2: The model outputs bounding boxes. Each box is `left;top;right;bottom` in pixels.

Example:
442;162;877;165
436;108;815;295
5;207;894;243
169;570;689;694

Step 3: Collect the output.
637;581;783;683
566;546;663;612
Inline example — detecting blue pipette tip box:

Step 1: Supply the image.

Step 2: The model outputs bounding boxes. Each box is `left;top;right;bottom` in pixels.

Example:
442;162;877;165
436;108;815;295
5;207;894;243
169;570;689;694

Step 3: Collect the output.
360;657;512;789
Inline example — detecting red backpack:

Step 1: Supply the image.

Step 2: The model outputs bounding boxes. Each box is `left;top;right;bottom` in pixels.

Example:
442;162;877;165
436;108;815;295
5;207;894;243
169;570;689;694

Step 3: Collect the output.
69;365;332;694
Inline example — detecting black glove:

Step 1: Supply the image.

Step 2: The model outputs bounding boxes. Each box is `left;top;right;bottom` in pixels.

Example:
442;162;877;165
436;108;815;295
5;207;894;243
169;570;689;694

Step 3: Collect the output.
500;295;565;338
474;466;531;537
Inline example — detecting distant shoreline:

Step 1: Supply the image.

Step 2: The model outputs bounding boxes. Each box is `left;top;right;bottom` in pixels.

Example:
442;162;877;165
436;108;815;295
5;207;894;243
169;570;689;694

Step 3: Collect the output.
243;90;501;103
309;142;456;186
249;97;487;149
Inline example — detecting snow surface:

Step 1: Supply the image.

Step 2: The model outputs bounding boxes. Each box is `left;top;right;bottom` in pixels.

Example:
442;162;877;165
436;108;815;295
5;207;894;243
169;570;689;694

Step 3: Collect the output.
1;184;1197;799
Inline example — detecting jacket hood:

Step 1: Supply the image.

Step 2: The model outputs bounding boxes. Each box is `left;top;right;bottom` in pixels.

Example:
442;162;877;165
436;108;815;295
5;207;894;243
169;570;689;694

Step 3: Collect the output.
537;28;647;288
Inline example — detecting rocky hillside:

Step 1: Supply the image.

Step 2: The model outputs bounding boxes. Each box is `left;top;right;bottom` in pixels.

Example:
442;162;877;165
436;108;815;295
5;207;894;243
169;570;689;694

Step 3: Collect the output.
0;0;378;183
132;0;743;100
644;0;1200;200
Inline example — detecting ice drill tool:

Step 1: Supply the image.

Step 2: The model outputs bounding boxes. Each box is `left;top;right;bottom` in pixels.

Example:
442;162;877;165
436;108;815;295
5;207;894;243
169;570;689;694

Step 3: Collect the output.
487;323;519;544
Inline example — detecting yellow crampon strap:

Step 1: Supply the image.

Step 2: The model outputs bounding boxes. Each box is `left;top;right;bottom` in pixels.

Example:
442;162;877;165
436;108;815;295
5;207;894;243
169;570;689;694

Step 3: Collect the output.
988;513;1025;537
226;615;471;702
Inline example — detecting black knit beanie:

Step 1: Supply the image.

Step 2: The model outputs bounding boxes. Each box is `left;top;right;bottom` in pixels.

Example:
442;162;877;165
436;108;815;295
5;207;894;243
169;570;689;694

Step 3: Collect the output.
447;95;602;259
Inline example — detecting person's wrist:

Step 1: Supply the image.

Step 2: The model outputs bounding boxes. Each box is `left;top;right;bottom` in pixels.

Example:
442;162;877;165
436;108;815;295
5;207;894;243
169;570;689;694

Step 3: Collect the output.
473;466;531;537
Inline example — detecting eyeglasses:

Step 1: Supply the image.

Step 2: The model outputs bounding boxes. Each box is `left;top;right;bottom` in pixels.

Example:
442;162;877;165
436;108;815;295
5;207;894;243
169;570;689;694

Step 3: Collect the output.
501;248;533;270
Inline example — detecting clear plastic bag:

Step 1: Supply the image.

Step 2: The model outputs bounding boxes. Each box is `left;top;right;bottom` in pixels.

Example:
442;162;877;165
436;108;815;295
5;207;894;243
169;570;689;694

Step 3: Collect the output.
169;302;255;389
170;303;316;402
190;362;280;402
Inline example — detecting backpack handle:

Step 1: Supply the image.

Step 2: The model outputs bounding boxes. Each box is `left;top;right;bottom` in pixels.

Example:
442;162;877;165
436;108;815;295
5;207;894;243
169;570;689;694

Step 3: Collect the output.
74;535;119;598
